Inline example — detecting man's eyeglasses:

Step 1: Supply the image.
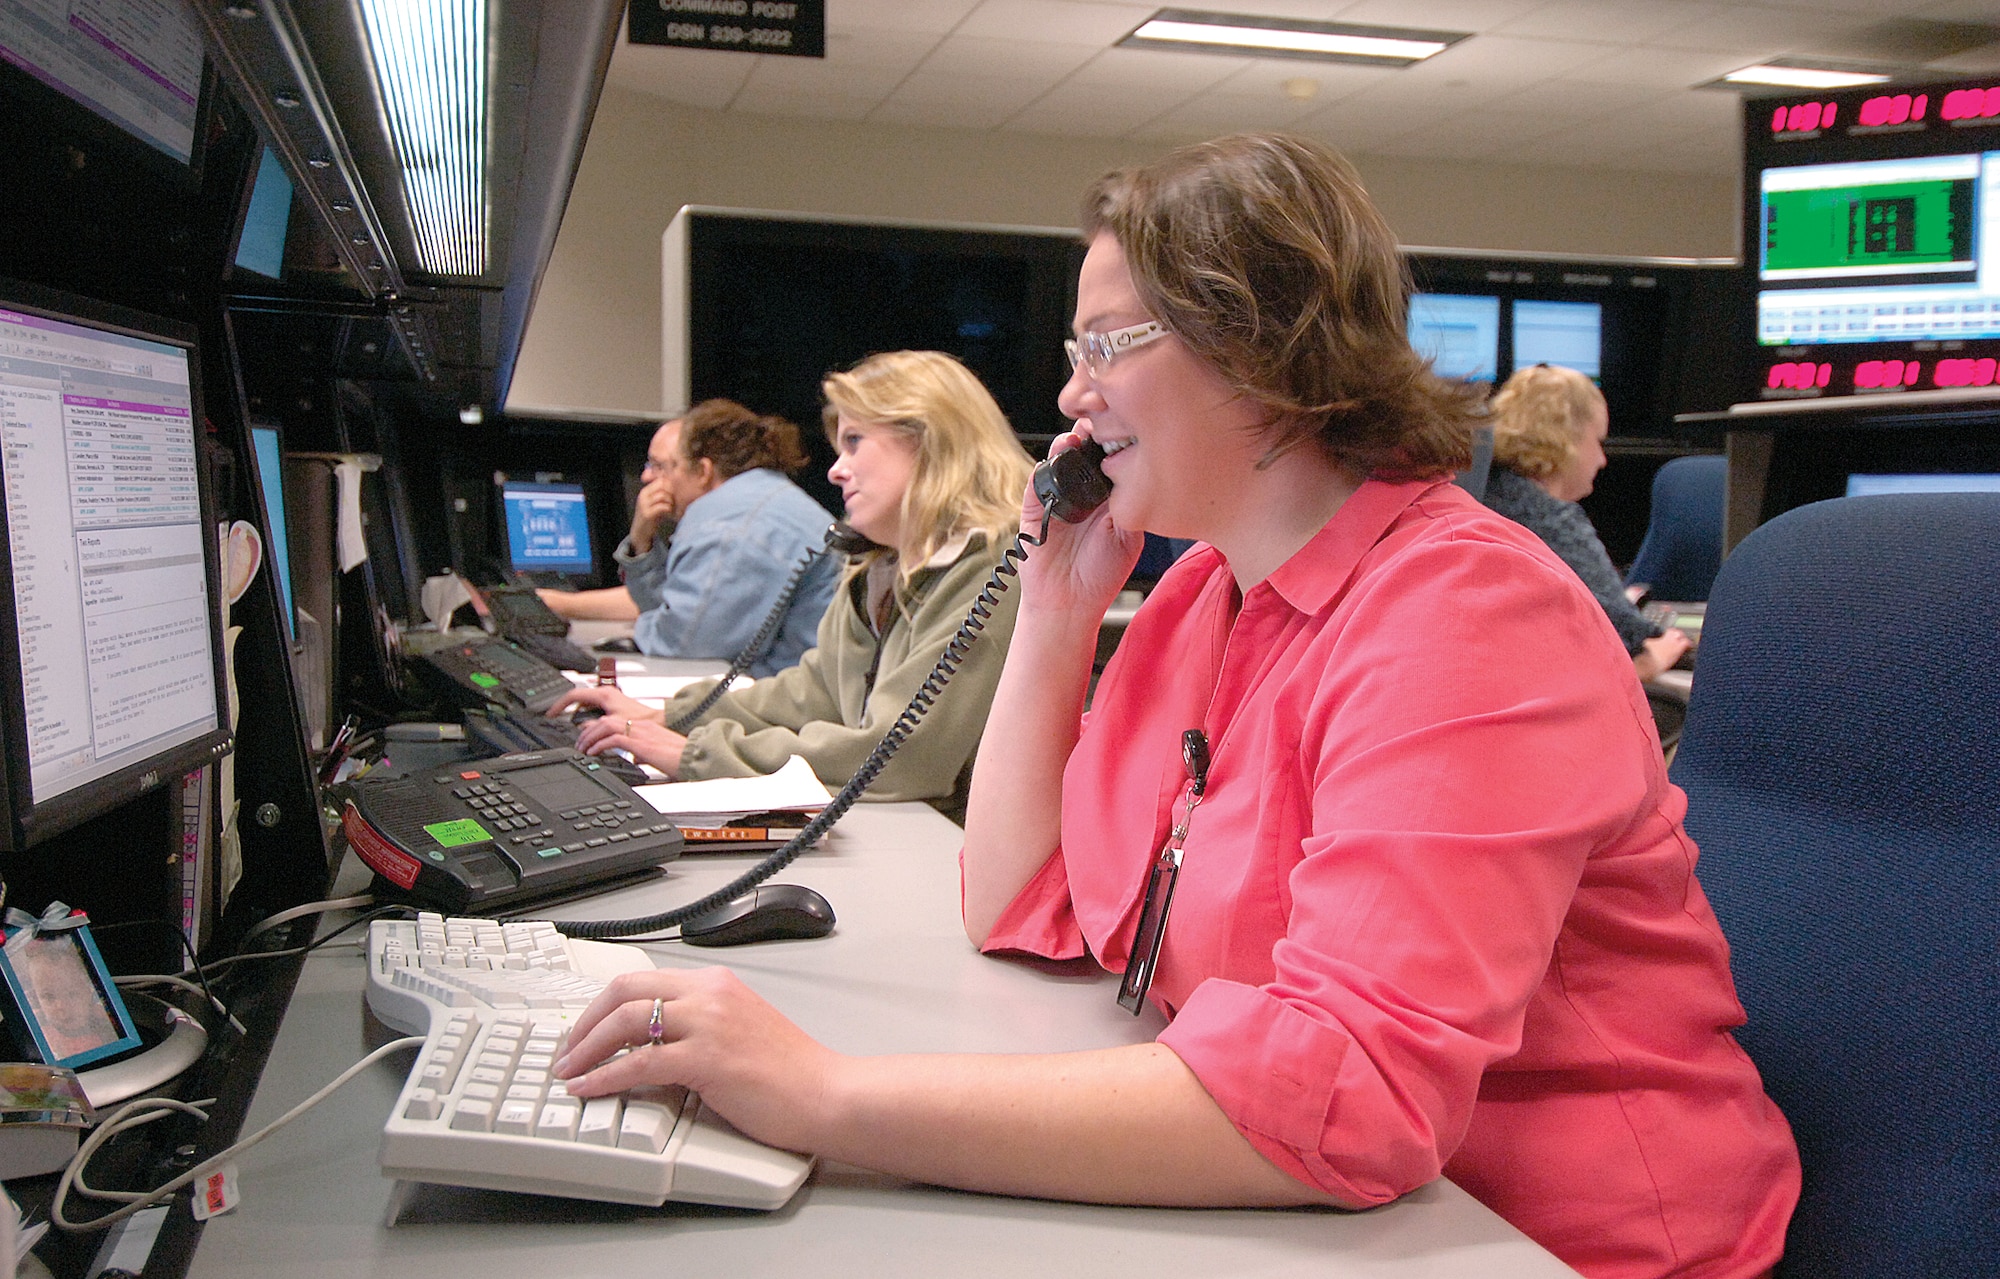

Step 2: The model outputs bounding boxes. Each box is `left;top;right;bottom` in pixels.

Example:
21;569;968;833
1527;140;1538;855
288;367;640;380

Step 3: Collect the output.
641;455;675;476
1064;321;1167;378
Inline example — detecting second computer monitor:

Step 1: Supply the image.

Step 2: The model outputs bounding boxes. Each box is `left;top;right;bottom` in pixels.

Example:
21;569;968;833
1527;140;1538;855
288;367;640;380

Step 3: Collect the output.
499;480;594;580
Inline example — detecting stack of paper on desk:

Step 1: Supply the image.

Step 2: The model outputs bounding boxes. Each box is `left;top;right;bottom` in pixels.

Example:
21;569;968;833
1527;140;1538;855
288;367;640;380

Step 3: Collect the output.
636;756;831;849
561;667;750;707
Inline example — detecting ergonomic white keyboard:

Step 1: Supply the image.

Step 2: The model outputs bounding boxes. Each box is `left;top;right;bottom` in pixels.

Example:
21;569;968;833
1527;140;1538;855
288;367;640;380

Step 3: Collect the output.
365;913;813;1209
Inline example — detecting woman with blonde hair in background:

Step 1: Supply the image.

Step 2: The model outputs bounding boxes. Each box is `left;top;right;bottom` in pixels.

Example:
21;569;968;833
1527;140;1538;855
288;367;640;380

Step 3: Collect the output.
554;349;1032;821
1481;363;1692;681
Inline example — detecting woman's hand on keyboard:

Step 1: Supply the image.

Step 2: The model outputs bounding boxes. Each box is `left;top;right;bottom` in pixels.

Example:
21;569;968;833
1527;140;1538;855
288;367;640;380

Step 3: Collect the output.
549;684;657;723
552;968;837;1156
573;715;687;777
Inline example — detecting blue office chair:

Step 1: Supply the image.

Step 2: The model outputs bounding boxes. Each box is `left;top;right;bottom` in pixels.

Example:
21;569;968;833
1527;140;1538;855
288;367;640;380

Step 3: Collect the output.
1625;454;1726;601
1670;493;2000;1278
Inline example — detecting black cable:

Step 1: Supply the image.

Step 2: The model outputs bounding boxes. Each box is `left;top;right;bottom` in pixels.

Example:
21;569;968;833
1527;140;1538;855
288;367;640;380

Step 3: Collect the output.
668;543;830;735
195;904;413;977
558;521;1048;940
90;917;228;1019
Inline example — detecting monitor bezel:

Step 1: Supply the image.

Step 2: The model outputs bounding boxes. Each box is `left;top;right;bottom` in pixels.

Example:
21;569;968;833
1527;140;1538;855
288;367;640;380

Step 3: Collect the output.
0;279;235;850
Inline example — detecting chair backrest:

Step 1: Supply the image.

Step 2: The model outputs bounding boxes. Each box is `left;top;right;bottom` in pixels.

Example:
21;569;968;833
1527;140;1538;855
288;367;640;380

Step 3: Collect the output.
1670;492;2000;1278
1625;453;1726;601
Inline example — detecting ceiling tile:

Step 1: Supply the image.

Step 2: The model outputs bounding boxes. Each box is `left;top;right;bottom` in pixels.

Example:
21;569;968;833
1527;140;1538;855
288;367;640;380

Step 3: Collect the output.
731;91;883;122
1061;46;1253;90
1493;1;1724;45
832;0;985;35
741;55;916;98
1559;45;1757;91
1208;57;1401;99
915;35;1102;79
1130;88;1338;140
607;45;756;109
819;30;952;70
1005;79;1199;135
1645;6;1875;56
878;69;1055;115
955;0;1159;45
1328;0;1546;31
1420;33;1630;81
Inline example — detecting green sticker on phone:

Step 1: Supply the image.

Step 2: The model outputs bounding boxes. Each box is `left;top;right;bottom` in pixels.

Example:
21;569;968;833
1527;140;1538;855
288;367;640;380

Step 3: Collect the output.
469;672;501;689
424;819;491;847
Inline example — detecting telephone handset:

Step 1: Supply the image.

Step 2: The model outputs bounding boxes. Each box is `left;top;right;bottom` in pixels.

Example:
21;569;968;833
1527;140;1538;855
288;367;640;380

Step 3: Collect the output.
1032;438;1112;524
825;521;880;556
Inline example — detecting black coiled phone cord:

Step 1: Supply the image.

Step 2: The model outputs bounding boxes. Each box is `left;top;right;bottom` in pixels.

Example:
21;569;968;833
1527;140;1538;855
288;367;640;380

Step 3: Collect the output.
556;523;1046;940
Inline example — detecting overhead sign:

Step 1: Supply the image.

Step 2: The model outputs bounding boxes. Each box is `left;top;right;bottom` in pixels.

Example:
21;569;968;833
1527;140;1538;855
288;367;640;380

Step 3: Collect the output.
628;0;825;58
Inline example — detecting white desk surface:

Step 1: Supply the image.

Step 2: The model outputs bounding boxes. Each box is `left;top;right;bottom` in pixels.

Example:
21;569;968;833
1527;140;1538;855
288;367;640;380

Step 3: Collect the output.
190;805;1576;1279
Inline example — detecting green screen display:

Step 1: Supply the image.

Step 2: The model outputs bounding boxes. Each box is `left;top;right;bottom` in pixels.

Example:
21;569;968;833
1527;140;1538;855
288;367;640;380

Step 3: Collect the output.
423;818;492;848
1763;178;1973;275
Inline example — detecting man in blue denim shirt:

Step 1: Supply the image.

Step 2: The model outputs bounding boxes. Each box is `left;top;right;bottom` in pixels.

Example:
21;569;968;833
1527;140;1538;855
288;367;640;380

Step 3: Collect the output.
612;401;839;676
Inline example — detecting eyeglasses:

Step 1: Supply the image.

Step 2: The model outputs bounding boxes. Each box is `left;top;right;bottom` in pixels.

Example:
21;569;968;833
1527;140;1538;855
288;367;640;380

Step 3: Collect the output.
641;454;675;476
1064;321;1168;378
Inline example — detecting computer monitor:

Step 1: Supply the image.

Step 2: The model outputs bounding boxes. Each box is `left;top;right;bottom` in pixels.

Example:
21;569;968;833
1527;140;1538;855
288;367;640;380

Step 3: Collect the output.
1408;293;1501;382
0;283;232;849
248;424;295;641
1742;77;2000;401
1513;300;1603;379
498;479;593;579
1845;472;2000;496
232;147;294;281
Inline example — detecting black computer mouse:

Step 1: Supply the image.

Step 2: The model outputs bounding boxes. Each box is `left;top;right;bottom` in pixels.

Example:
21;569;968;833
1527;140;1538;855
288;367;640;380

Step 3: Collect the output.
679;884;835;947
595;635;641;654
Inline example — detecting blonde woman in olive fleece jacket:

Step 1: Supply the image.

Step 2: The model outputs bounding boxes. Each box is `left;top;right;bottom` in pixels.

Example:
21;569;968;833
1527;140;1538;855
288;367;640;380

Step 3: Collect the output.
554;350;1033;822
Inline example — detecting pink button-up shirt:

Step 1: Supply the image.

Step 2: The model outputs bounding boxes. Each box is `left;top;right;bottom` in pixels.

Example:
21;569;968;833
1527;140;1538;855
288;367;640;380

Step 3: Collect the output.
982;478;1798;1278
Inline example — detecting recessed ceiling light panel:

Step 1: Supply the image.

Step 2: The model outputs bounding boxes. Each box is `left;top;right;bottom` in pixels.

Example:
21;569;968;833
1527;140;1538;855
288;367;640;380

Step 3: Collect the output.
358;0;488;277
1717;61;1895;91
1120;9;1469;67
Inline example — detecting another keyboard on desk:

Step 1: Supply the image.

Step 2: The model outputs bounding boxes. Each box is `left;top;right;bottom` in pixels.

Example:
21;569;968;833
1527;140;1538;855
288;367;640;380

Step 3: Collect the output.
506;629;598;673
463;709;650;787
367;914;813;1209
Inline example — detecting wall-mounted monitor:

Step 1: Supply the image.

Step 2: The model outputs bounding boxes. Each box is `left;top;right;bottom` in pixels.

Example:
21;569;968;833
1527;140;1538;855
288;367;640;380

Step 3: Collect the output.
663;208;1080;509
248;424;295;641
1513;300;1603;378
498;479;593;579
1846;471;2000;496
232;147;295;280
1743;77;2000;404
0;282;232;849
0;0;204;165
1408;293;1500;381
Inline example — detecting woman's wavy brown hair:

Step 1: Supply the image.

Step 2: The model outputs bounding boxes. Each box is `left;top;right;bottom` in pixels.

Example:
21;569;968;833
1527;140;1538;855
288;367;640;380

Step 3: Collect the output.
1081;133;1479;480
677;398;809;480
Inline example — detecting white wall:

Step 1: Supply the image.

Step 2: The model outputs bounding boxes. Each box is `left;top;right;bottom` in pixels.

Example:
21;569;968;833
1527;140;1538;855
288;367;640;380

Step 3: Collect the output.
507;84;1739;416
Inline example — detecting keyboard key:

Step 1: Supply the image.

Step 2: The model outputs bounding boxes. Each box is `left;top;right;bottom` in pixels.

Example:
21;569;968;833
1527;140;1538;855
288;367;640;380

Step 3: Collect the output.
577;1097;622;1146
618;1100;678;1154
495;1100;538;1135
535;1100;581;1141
450;1098;496;1132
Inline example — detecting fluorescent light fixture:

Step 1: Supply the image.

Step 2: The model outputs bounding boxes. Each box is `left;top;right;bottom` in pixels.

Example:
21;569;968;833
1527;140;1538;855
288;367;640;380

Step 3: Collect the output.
357;0;487;277
1722;63;1893;90
1120;10;1468;66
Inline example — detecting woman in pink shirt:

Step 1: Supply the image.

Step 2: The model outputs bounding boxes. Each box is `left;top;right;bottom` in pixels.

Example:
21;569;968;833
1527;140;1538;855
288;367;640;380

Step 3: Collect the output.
555;133;1799;1277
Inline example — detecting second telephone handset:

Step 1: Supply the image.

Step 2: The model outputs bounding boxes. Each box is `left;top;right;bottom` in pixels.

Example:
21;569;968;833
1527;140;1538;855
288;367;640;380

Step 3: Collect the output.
1032;439;1112;524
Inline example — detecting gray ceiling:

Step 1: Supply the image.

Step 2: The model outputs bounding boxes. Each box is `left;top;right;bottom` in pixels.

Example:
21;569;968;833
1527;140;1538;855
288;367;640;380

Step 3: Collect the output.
606;0;2000;176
